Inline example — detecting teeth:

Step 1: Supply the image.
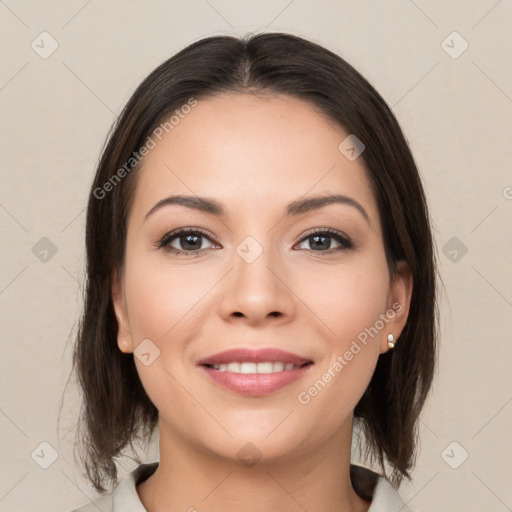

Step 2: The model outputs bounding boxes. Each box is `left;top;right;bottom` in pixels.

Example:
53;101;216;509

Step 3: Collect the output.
254;362;274;373
273;362;284;372
226;362;240;372
211;361;304;373
241;362;257;373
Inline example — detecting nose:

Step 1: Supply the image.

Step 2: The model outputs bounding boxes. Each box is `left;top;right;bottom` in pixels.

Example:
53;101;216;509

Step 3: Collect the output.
218;240;296;327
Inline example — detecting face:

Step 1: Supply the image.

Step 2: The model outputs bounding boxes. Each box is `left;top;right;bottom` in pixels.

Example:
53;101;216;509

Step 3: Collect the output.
112;92;412;463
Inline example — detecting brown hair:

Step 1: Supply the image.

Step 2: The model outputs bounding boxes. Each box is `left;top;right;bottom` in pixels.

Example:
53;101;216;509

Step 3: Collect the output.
71;32;439;493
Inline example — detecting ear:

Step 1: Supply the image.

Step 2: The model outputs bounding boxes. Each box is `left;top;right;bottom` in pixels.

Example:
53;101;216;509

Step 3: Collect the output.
111;267;134;354
379;260;413;354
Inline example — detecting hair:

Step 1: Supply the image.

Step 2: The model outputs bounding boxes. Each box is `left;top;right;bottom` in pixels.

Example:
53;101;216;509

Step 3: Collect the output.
72;31;439;493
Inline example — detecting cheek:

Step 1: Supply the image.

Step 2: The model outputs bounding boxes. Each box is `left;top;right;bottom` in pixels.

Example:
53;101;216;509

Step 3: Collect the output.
121;248;217;379
121;254;207;423
294;273;388;436
300;255;390;347
123;252;207;343
295;257;389;402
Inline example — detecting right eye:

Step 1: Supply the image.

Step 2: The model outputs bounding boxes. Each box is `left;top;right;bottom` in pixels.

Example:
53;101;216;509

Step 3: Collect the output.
155;228;220;255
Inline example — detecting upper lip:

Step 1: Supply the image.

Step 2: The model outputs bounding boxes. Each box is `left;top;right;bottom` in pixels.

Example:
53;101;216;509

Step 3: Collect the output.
197;348;313;366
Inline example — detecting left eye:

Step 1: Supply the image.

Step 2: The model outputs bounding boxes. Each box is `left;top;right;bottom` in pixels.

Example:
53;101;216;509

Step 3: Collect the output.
295;229;353;252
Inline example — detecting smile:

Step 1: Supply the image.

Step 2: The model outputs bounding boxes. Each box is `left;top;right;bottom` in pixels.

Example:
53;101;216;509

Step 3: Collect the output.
197;347;314;396
204;361;309;373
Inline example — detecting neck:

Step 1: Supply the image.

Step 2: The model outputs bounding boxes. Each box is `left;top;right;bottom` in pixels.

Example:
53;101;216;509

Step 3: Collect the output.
137;418;371;512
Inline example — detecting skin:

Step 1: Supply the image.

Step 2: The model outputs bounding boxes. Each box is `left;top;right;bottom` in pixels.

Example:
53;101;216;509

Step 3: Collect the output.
112;92;413;512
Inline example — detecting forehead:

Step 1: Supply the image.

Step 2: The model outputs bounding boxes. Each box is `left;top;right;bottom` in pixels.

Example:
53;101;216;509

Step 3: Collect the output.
130;93;377;223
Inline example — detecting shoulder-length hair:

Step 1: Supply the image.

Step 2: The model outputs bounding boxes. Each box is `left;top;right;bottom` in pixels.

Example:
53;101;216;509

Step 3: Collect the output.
72;32;439;493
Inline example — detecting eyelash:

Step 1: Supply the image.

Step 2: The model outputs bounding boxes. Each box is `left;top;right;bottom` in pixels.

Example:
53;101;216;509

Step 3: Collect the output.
154;227;354;256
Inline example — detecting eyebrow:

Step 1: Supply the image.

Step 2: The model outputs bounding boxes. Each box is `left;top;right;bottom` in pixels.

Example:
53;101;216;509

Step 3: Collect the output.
144;193;370;224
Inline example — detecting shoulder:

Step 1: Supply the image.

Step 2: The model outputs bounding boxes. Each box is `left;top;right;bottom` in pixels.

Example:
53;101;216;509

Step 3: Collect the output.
70;462;158;512
350;464;416;512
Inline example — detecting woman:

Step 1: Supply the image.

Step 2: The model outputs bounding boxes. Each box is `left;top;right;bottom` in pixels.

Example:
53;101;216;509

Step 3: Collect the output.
71;32;438;512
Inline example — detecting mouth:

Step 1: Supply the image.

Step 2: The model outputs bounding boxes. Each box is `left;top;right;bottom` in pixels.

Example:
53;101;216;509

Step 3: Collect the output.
197;347;314;396
202;361;313;373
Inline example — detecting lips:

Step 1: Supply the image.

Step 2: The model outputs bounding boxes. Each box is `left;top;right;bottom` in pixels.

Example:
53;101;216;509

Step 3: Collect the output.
197;347;314;396
197;347;313;367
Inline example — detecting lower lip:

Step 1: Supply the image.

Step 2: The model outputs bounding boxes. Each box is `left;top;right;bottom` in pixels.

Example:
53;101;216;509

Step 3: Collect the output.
199;364;313;396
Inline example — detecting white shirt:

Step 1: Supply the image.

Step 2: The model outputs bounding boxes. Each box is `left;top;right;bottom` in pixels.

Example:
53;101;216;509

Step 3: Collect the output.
71;462;415;511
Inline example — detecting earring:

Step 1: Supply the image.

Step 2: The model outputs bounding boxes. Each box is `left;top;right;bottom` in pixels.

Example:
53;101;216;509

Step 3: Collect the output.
387;333;395;349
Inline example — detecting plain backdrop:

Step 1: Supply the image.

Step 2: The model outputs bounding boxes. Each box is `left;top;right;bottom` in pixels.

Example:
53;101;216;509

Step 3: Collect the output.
1;1;511;511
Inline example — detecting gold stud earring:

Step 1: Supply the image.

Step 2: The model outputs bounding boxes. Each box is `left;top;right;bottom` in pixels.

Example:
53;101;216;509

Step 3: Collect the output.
387;333;395;349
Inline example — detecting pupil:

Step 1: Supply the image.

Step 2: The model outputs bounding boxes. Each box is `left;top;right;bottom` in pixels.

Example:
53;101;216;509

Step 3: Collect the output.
311;234;330;250
182;234;201;250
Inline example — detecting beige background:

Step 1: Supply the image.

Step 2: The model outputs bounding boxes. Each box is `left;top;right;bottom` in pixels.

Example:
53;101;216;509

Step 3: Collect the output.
1;1;511;511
